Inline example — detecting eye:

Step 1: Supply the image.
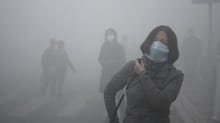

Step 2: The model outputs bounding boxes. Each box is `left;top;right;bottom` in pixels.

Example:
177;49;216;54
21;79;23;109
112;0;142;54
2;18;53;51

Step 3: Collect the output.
160;40;168;45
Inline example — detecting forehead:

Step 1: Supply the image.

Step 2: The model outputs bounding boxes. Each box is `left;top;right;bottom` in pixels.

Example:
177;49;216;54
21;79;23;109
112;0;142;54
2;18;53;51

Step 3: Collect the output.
156;31;167;36
155;30;168;44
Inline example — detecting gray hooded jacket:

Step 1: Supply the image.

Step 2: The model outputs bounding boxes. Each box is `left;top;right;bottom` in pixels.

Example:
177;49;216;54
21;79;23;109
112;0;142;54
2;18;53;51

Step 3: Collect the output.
104;60;184;123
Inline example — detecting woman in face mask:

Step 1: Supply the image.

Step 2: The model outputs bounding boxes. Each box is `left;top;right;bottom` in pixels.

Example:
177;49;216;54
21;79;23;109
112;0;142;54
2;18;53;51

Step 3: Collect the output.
104;25;184;123
99;28;126;93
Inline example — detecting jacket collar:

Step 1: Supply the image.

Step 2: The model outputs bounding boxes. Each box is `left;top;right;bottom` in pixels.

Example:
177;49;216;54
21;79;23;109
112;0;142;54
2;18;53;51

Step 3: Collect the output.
150;64;174;78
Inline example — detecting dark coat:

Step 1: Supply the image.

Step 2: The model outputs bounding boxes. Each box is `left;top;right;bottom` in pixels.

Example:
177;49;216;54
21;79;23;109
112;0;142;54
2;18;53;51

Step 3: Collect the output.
104;60;184;123
98;41;125;93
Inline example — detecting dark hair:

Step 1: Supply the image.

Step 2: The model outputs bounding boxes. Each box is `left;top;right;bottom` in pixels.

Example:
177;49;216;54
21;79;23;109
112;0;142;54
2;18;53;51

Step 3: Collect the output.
140;25;179;64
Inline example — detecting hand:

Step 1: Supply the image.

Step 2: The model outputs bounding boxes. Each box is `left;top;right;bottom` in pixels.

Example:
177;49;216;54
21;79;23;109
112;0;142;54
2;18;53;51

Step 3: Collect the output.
134;60;145;75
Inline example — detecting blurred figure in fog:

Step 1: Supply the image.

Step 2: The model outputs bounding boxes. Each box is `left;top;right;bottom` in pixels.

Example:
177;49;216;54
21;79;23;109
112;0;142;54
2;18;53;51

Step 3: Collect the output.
53;40;76;97
98;28;126;122
180;29;211;123
212;39;220;123
41;39;76;97
182;29;203;86
40;38;57;96
99;28;126;92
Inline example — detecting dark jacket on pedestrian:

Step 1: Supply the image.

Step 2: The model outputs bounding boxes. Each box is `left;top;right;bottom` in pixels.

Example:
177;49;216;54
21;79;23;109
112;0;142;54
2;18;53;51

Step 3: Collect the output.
99;29;126;93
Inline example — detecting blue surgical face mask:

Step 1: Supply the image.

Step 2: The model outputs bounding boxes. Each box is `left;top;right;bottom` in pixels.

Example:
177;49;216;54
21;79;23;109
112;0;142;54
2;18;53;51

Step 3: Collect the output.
144;41;169;63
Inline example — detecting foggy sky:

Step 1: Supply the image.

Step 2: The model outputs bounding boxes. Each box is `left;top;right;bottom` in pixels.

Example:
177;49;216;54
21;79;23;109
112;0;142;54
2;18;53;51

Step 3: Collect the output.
0;1;220;123
0;0;220;100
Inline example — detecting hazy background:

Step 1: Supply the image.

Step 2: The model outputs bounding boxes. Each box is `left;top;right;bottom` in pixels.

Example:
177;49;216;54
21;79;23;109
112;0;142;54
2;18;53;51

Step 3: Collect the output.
0;0;220;123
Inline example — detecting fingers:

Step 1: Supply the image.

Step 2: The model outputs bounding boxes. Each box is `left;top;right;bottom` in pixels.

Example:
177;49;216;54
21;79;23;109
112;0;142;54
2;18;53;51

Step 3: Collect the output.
134;61;138;70
135;60;145;75
134;61;139;71
140;60;144;66
135;60;144;68
135;60;139;66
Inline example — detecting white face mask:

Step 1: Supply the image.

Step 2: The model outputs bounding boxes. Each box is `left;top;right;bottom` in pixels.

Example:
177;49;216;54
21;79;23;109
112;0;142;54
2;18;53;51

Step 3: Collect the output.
106;35;115;41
